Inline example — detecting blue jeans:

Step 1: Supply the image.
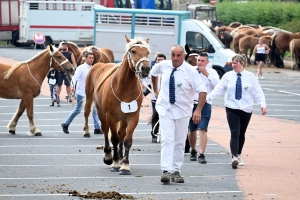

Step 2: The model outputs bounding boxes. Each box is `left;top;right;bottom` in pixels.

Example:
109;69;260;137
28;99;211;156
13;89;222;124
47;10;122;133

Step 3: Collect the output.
64;94;100;129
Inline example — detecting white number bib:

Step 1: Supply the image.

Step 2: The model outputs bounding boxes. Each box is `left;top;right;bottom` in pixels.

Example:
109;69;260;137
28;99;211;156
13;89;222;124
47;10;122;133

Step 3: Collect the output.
120;100;138;113
49;78;56;85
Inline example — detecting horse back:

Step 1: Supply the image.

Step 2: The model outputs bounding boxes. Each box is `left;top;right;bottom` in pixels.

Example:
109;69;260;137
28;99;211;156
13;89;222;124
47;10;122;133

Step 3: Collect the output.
99;48;115;63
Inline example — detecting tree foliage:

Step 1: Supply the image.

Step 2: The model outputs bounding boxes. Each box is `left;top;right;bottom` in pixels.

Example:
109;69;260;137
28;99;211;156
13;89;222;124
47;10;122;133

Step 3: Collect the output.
216;1;300;32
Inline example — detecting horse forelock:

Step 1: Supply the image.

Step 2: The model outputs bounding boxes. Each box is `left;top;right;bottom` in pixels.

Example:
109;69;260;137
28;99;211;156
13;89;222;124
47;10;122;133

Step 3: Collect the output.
125;37;151;53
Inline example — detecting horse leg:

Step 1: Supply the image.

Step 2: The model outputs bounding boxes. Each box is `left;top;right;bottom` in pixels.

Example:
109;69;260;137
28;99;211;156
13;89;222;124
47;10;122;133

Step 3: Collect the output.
83;95;93;136
119;118;138;175
7;100;26;134
249;49;254;65
24;97;41;136
107;119;121;172
102;119;113;165
118;120;127;161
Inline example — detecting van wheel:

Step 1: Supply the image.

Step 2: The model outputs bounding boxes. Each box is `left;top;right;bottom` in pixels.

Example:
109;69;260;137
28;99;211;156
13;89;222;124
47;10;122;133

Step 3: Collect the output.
215;68;224;78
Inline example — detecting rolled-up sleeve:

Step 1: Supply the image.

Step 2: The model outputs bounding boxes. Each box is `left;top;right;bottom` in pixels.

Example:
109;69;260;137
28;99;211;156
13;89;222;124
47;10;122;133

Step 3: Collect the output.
252;79;266;107
150;62;162;77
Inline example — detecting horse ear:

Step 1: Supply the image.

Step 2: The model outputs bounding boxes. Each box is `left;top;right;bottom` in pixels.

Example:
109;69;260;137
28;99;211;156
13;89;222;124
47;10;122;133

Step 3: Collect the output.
49;44;54;52
125;35;131;43
145;38;149;43
202;47;207;52
185;44;191;54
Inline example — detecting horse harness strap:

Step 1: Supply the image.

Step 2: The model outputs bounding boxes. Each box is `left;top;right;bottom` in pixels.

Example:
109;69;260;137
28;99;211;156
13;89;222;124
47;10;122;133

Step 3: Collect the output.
126;44;150;80
26;62;41;88
110;64;142;103
49;49;69;73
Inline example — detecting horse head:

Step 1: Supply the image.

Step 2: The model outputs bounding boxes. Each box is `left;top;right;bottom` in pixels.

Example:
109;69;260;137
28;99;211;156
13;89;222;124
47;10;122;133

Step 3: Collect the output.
125;35;150;79
184;44;207;66
48;44;74;74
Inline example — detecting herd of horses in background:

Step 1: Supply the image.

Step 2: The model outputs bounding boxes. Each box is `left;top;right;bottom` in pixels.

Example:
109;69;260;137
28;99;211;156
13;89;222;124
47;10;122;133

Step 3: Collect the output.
213;22;300;70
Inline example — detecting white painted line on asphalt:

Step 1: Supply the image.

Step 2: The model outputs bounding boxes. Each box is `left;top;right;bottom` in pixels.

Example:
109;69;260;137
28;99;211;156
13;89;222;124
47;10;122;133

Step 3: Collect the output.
253;109;300;111
0;162;231;167
266;99;300;101
266;115;300;117
0;152;225;156
0;174;234;180
0;111;71;115
261;104;300;106
263;87;300;96
0;191;242;197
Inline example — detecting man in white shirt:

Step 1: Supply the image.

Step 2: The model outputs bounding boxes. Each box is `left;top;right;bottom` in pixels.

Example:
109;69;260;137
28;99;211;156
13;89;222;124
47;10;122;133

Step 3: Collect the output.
151;45;207;183
188;52;220;164
61;52;102;137
148;53;166;143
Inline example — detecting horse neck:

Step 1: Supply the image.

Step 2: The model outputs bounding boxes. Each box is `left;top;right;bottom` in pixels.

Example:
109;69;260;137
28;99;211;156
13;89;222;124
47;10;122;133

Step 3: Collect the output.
114;56;139;89
69;46;81;65
28;51;52;84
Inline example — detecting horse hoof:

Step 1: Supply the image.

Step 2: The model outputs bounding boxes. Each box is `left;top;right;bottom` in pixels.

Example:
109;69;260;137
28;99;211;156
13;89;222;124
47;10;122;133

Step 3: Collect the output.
9;130;15;134
34;132;42;136
111;167;120;172
119;170;131;175
103;158;113;165
83;133;91;138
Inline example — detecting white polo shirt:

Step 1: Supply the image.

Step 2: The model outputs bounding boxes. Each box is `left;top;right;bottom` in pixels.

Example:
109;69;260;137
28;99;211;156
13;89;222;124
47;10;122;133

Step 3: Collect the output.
151;60;207;119
193;65;220;104
207;69;266;113
71;62;91;96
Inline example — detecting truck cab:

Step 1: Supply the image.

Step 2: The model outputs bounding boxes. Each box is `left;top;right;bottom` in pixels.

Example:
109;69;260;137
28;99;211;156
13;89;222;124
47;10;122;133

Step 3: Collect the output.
183;4;223;28
94;7;234;77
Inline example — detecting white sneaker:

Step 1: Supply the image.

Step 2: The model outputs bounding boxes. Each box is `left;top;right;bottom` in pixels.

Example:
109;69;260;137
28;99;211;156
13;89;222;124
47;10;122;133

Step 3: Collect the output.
231;156;239;169
260;76;264;80
256;76;259;79
238;156;245;166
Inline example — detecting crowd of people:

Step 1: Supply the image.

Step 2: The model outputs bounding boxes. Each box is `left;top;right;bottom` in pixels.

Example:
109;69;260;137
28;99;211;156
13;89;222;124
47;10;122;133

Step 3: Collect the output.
47;42;267;184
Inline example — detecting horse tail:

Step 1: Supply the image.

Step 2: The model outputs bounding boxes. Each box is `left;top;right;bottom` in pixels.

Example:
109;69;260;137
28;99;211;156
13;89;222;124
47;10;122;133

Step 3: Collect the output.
270;35;278;66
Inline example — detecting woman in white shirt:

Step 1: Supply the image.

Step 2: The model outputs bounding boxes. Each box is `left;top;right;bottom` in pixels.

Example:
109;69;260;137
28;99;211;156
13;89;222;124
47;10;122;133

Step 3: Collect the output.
253;38;270;79
207;54;267;169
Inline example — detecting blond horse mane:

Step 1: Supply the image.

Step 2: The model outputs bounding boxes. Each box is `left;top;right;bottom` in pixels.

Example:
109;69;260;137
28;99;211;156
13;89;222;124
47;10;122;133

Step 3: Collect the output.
3;46;55;80
94;64;119;93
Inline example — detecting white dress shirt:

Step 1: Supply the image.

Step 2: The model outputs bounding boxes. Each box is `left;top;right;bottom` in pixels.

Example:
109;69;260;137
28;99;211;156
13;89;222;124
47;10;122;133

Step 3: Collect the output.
193;66;220;104
207;69;266;113
72;62;91;96
151;60;207;119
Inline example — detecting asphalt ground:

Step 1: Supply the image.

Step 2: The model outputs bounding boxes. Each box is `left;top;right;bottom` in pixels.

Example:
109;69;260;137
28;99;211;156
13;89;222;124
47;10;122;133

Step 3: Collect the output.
0;47;242;199
0;47;300;199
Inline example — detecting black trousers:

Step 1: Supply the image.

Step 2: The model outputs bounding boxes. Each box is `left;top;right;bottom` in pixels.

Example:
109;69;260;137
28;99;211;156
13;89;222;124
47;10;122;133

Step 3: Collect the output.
225;107;252;157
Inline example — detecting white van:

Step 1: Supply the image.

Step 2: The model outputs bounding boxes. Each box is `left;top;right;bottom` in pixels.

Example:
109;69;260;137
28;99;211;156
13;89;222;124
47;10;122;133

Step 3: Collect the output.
94;7;235;77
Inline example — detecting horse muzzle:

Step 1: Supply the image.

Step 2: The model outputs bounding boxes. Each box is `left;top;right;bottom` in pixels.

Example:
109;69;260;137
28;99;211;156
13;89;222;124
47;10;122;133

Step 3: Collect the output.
65;67;74;74
141;66;150;78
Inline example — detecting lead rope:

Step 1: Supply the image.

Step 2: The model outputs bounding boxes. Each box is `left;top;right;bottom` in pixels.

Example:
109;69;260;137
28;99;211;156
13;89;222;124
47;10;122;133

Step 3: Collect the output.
26;62;41;88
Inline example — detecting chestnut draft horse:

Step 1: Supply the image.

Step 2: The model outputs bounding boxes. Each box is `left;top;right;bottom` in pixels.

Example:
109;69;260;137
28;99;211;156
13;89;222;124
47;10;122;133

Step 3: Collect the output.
66;42;114;66
289;39;300;70
83;36;150;175
81;46;114;65
184;44;207;66
0;45;73;136
271;32;300;68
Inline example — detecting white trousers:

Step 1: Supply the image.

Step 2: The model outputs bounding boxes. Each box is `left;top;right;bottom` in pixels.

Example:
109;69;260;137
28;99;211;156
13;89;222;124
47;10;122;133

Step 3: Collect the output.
159;114;190;173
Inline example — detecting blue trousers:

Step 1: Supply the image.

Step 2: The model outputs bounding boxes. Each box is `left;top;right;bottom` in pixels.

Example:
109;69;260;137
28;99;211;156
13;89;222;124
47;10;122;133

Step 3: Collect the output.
64;94;100;129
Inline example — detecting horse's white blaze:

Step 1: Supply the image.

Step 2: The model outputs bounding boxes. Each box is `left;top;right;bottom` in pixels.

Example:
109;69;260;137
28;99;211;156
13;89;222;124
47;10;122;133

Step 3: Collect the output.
120;163;130;171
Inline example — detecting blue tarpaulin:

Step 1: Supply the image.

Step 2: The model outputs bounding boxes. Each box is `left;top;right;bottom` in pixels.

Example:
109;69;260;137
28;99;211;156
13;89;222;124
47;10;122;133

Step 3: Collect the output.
134;0;156;9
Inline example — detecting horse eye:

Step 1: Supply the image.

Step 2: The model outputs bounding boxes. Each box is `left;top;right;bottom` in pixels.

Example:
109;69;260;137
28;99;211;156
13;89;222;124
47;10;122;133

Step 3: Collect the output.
131;50;136;54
